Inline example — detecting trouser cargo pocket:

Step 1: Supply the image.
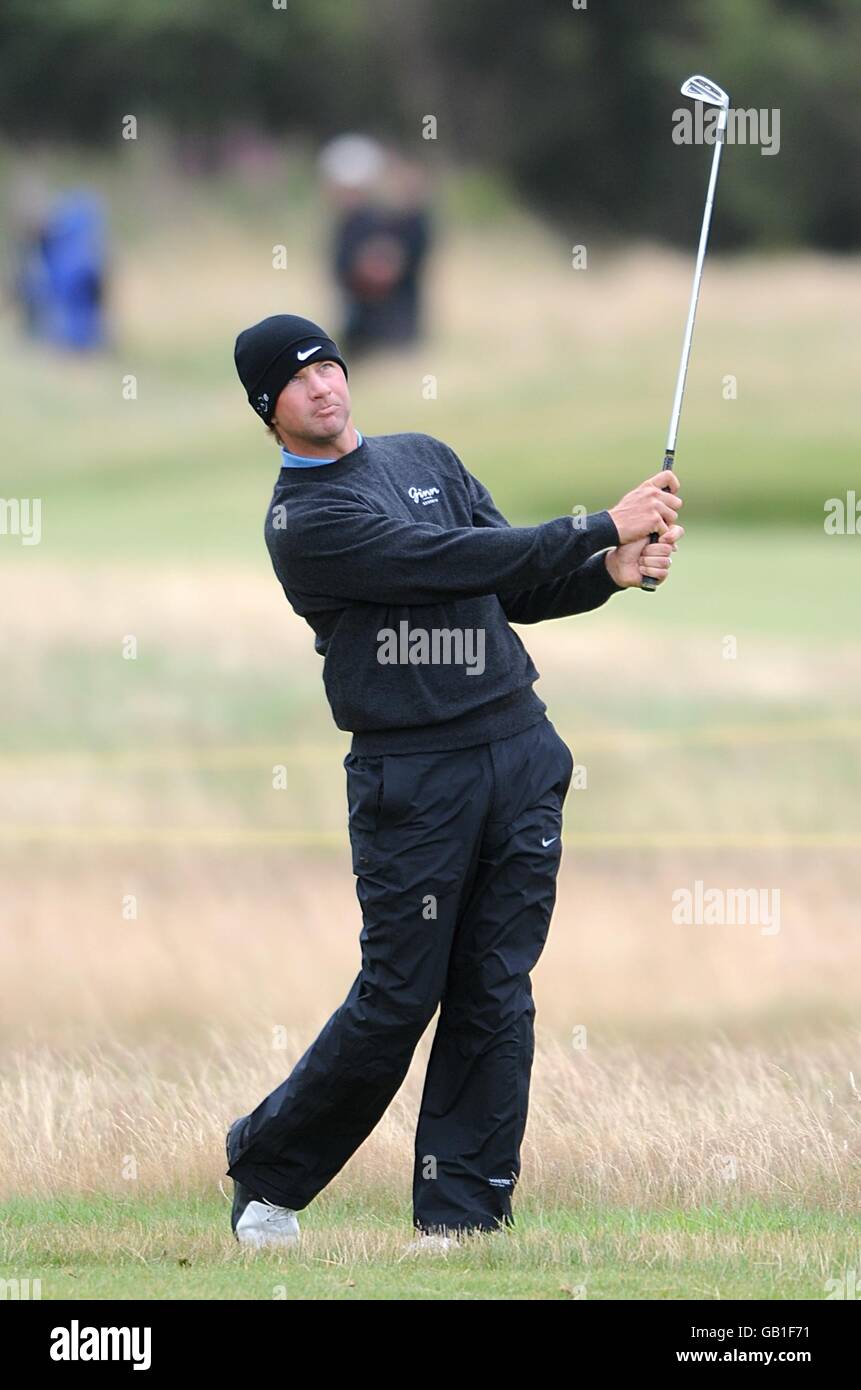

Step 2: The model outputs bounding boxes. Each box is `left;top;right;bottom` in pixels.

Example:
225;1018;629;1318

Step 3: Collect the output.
344;752;385;873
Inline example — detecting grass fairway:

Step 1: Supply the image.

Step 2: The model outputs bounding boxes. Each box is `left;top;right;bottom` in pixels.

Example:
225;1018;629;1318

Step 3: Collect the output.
4;1196;858;1300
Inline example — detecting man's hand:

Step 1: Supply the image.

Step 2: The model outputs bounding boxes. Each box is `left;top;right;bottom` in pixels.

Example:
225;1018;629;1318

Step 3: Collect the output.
609;471;683;544
604;524;684;589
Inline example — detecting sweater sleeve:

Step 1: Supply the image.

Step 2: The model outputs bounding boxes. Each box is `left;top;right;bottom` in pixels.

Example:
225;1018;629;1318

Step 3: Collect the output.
498;549;625;621
268;494;620;606
464;465;625;620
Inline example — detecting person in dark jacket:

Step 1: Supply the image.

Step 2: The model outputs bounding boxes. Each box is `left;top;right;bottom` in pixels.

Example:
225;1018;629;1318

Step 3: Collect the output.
227;313;683;1249
334;202;430;356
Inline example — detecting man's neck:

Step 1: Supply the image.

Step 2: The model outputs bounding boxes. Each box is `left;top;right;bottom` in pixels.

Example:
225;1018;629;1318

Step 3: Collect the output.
278;421;358;459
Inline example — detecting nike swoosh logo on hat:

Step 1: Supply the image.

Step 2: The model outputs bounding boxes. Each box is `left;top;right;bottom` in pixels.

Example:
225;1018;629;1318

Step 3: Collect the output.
297;345;321;360
541;836;558;847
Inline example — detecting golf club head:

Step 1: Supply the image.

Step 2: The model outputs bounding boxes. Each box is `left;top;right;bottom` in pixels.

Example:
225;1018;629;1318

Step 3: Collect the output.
680;75;729;108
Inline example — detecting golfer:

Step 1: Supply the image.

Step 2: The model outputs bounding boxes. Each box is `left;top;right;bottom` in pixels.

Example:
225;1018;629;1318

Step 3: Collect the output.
225;313;683;1248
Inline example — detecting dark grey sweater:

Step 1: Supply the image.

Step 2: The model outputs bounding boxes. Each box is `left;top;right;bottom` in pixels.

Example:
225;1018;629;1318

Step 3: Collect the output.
264;431;623;753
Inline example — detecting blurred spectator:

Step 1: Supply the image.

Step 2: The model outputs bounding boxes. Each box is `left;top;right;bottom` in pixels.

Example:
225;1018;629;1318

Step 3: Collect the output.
11;188;108;351
318;134;432;358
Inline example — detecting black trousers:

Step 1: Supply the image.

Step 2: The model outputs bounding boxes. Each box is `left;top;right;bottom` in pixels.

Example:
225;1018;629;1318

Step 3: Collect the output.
226;716;574;1234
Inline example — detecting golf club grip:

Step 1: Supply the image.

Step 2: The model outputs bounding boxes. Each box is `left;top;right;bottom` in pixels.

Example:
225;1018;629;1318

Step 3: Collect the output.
640;450;676;592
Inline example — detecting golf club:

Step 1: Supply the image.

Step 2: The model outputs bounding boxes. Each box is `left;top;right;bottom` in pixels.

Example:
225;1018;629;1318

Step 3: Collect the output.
641;74;730;591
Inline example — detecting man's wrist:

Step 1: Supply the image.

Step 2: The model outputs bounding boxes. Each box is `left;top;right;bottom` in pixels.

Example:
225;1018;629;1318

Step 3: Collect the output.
603;547;627;591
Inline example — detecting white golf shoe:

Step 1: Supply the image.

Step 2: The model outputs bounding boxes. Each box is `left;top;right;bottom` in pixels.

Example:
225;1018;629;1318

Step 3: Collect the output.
234;1196;301;1249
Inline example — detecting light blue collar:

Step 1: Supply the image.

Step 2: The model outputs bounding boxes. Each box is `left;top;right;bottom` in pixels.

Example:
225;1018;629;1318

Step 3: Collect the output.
280;429;363;468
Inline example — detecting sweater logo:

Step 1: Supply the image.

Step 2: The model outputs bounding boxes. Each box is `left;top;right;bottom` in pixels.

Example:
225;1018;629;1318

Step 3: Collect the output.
408;485;440;506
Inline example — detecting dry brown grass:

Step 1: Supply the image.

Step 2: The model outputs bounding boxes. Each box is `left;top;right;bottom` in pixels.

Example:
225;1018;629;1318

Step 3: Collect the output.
1;1028;858;1209
1;848;860;1043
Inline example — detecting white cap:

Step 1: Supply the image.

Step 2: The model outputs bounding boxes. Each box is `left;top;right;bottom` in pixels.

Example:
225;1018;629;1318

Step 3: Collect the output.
318;134;386;190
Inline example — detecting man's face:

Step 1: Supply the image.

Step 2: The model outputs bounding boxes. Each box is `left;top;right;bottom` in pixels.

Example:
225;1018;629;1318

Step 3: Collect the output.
271;359;351;448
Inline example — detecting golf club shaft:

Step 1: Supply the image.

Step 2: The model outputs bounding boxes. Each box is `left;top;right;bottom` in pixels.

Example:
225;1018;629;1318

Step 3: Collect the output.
642;108;727;592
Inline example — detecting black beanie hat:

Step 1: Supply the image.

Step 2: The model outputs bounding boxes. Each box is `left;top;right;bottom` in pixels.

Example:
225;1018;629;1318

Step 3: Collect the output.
234;313;348;424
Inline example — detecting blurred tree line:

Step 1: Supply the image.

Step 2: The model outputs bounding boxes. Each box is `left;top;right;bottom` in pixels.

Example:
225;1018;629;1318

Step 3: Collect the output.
0;0;857;250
